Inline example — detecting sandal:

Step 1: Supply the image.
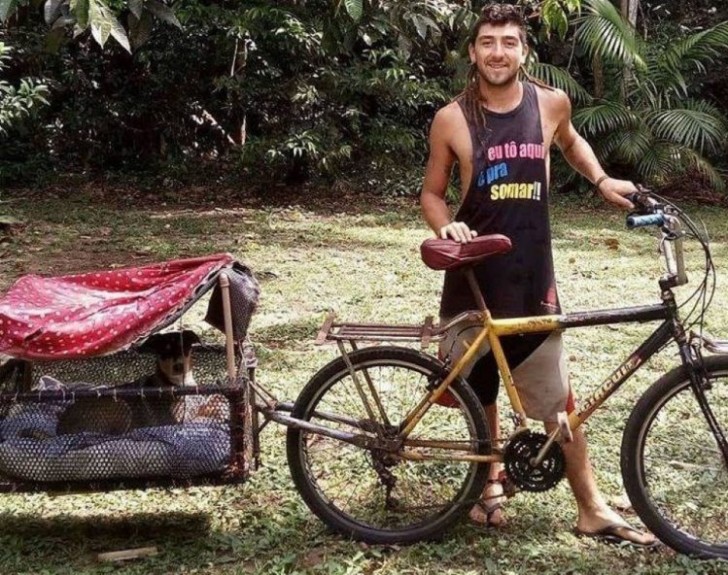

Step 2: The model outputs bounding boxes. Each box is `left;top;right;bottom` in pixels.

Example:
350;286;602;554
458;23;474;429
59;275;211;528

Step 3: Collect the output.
468;479;507;528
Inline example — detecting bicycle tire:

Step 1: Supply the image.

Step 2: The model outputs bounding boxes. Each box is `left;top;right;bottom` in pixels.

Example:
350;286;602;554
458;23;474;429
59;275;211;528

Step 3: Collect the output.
286;346;490;544
621;354;728;558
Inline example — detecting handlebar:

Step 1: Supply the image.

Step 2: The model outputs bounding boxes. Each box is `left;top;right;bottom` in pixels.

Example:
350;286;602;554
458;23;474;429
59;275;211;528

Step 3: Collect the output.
625;190;688;288
626;213;665;229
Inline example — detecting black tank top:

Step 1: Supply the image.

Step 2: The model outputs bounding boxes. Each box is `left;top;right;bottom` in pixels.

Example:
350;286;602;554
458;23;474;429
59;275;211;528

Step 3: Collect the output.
440;82;560;319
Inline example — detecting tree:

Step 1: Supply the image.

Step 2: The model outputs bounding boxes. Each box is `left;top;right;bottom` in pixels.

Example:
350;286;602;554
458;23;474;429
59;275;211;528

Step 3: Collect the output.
530;0;728;191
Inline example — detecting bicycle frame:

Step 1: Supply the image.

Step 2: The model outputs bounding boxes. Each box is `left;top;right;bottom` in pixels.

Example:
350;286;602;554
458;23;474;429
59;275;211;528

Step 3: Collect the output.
395;288;728;469
288;296;686;466
267;293;728;469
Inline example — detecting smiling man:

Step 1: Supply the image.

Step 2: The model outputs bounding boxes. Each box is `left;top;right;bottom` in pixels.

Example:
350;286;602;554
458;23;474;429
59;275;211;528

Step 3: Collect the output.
420;3;657;548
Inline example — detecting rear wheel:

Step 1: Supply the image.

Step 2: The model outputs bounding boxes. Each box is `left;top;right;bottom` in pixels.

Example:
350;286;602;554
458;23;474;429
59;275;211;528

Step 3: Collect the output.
621;355;728;558
286;346;490;544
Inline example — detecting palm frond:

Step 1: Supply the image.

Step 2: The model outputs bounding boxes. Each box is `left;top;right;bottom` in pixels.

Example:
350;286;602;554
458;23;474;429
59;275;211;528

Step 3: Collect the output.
646;101;728;155
575;0;645;69
668;145;727;192
610;128;653;165
639;57;688;101
572;101;639;138
635;142;677;184
526;63;593;106
659;21;728;78
590;130;625;165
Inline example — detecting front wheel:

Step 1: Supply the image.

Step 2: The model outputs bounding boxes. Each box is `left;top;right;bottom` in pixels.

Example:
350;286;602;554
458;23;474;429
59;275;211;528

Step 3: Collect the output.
621;355;728;558
286;346;490;544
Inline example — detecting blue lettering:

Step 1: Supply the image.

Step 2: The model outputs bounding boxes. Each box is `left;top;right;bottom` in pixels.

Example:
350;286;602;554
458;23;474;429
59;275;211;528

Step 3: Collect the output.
486;162;509;185
477;170;487;188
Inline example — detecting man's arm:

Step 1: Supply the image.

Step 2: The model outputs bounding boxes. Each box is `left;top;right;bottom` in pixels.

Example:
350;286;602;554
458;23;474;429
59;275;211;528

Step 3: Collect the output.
420;107;476;243
552;92;635;209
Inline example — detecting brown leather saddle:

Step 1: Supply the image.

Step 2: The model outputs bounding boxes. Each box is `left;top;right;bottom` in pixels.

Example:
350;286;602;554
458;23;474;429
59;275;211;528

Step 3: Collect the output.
420;234;512;271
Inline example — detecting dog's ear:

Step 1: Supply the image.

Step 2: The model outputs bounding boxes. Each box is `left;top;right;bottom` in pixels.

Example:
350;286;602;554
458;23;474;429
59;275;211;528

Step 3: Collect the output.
181;330;201;352
138;333;166;354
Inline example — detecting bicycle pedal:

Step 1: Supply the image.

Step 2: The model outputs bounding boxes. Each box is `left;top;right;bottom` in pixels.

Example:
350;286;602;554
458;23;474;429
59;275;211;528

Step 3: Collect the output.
556;411;573;443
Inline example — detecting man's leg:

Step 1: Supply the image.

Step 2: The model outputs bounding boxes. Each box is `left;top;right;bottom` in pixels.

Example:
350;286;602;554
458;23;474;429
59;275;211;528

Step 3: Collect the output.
469;402;506;527
439;318;506;527
547;422;656;545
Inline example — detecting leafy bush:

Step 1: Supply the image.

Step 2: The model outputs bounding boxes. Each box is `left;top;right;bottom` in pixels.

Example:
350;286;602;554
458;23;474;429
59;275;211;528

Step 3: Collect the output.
0;41;48;134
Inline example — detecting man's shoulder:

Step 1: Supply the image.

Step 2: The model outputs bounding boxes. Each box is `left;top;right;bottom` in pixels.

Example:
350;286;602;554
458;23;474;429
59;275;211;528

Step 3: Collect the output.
434;100;464;123
531;82;571;120
532;83;571;108
531;82;569;105
430;100;466;138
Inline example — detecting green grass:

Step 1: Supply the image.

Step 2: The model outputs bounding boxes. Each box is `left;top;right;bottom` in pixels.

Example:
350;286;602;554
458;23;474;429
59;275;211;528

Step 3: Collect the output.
0;188;728;574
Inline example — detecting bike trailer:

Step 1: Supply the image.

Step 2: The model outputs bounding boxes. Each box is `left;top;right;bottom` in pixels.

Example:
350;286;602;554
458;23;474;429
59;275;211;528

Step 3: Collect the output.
0;253;260;493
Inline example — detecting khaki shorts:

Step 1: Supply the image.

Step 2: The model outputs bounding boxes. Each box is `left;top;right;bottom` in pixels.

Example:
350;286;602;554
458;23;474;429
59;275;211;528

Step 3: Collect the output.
439;318;571;422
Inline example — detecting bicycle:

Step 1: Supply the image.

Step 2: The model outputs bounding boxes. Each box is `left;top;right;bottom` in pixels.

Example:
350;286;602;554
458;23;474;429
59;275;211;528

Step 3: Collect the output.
275;191;728;558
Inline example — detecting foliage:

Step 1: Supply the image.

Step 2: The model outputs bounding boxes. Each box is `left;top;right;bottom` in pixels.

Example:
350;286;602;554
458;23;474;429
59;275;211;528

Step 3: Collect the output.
0;0;180;52
529;0;581;40
529;0;728;191
0;41;48;135
2;0;728;194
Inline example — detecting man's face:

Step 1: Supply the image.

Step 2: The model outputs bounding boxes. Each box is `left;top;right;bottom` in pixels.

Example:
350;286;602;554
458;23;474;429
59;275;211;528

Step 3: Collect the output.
468;23;528;88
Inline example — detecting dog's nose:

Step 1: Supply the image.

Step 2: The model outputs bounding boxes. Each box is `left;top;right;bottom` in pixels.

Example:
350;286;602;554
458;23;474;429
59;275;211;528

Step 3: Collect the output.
172;362;185;374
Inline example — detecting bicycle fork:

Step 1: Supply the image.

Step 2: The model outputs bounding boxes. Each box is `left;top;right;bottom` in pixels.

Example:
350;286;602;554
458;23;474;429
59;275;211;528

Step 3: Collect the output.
679;338;728;470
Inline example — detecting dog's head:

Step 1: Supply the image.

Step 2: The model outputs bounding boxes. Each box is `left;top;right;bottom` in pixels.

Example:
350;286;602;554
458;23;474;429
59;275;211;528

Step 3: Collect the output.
138;330;200;386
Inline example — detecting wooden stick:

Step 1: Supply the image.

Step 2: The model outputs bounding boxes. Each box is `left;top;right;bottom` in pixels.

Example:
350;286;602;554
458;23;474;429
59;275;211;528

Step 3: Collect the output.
97;546;158;562
219;272;237;382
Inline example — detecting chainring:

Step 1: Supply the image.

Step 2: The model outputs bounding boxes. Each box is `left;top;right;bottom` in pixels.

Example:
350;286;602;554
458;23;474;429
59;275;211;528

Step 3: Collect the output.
503;430;565;492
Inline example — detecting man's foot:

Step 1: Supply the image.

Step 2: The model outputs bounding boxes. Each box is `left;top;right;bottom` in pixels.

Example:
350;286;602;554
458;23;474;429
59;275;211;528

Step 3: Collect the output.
574;523;660;549
468;479;506;528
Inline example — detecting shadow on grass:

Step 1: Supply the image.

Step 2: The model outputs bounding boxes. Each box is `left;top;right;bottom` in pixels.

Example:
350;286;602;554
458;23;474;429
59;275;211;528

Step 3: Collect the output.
0;510;214;573
0;509;210;540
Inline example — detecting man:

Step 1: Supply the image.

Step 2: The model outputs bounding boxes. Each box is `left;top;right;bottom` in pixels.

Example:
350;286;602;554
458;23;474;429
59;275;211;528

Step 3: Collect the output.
420;3;656;547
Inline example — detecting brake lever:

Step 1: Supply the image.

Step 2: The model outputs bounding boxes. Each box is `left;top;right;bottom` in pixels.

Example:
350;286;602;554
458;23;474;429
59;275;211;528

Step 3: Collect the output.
627;185;660;215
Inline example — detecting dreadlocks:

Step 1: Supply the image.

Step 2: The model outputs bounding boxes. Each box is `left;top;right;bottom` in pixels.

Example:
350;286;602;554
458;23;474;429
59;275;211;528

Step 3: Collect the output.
457;3;531;137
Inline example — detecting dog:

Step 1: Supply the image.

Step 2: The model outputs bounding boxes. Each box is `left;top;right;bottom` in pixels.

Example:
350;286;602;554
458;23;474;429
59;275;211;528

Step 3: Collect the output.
137;330;201;388
58;331;203;435
134;330;229;426
56;330;229;435
130;330;203;427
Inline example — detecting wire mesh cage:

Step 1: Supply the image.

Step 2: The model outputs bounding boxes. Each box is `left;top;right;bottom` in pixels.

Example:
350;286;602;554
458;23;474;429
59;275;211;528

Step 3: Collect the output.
0;344;255;492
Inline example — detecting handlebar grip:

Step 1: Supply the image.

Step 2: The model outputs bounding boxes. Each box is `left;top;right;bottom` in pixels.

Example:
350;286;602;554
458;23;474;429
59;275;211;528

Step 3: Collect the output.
626;213;665;229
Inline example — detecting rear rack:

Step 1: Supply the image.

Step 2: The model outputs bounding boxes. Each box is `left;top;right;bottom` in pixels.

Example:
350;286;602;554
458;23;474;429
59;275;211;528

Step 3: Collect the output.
314;312;440;349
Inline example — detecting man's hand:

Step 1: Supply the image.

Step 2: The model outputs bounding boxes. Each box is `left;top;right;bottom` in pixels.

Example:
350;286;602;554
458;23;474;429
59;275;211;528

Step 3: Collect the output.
598;177;636;210
439;221;477;243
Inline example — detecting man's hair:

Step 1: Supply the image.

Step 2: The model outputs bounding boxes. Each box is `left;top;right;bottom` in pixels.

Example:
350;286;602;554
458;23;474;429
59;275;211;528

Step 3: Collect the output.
457;3;529;139
468;3;527;46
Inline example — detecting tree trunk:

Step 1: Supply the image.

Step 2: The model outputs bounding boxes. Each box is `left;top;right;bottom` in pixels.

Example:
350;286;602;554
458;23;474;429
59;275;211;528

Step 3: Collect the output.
593;54;604;99
620;0;638;26
618;0;639;102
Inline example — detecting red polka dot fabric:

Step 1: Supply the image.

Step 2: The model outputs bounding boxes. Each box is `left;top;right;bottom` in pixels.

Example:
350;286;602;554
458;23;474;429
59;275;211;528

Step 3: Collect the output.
0;253;235;360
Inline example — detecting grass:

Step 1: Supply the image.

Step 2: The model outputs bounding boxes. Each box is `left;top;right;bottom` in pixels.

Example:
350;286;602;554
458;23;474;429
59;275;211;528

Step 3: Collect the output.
0;187;728;574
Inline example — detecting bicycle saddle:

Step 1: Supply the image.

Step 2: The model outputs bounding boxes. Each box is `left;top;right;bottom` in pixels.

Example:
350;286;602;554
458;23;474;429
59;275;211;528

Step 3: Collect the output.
420;234;512;271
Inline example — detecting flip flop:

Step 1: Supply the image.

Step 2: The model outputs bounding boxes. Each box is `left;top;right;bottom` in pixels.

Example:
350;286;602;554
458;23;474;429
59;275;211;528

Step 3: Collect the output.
573;524;661;550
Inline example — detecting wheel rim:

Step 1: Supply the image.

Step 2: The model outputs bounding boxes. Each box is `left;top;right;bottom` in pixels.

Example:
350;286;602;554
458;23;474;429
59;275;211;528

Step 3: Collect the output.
635;368;728;551
295;358;485;534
